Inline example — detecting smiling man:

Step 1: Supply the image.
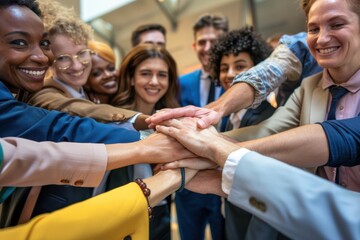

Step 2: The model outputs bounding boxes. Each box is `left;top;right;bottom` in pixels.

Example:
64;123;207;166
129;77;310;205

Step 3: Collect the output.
176;13;228;240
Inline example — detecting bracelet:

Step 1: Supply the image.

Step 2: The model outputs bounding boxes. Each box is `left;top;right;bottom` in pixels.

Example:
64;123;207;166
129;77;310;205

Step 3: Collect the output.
177;167;185;192
135;178;153;219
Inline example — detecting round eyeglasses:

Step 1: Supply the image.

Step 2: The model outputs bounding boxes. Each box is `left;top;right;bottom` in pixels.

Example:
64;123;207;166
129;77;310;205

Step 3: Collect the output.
53;49;92;70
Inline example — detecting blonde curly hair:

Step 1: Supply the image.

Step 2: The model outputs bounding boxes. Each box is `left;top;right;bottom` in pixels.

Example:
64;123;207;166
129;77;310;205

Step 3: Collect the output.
37;0;93;45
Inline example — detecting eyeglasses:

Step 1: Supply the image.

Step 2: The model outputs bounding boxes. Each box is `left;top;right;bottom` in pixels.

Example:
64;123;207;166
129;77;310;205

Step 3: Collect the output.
53;49;92;70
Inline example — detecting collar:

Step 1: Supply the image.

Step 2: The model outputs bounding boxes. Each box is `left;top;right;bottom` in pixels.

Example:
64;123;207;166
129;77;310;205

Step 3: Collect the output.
53;78;87;99
322;69;360;94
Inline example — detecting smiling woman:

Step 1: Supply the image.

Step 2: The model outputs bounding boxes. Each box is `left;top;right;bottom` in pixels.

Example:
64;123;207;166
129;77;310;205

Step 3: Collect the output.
84;40;118;104
25;0;148;128
0;4;52;93
0;1;196;238
110;44;180;240
112;44;180;115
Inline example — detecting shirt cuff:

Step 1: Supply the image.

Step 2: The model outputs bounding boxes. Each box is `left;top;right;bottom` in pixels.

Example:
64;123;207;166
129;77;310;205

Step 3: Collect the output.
222;148;251;195
128;113;142;123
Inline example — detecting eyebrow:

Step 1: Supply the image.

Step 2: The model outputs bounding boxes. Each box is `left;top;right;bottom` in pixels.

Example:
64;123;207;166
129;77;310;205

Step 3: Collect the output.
308;15;347;26
4;30;31;37
234;59;248;64
4;31;50;40
220;59;248;66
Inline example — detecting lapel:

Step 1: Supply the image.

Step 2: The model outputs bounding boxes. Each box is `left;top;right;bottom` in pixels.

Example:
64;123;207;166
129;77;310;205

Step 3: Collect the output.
309;76;328;124
44;77;74;98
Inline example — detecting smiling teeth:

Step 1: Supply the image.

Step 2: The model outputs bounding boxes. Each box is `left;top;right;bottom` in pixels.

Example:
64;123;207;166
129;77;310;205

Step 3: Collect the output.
319;47;337;54
72;71;83;77
21;69;45;76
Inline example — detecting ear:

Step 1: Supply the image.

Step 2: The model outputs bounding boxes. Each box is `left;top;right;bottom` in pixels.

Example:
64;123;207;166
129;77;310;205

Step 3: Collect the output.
192;42;196;51
131;77;135;86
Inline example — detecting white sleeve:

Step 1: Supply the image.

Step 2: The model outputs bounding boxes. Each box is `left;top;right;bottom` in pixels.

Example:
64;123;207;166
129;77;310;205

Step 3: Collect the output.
221;148;250;195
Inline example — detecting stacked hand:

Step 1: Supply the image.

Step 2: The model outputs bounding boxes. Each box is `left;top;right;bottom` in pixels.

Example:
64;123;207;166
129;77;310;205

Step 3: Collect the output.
146;111;240;197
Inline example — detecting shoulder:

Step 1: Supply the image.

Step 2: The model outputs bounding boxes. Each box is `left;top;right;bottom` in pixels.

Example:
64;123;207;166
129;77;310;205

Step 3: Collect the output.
300;72;323;88
180;69;201;82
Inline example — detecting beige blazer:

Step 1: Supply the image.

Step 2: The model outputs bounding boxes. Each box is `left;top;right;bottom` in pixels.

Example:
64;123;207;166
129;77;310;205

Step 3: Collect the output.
225;72;328;141
0;137;106;188
27;77;137;123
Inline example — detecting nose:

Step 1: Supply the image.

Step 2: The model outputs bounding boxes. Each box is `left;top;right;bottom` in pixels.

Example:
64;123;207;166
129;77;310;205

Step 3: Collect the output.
149;74;159;85
227;67;236;80
71;57;84;70
104;69;114;78
204;40;212;51
317;28;331;44
30;47;50;65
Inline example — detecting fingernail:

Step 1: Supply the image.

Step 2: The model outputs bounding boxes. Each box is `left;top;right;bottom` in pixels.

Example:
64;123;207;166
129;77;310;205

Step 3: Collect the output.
197;120;204;128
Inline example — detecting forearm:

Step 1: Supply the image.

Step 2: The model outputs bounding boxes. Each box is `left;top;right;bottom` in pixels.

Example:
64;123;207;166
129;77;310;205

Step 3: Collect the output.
0;183;149;239
28;90;138;123
206;82;255;117
232;44;302;108
133;114;150;130
144;168;197;207
106;142;145;170
238;124;329;168
0;138;106;187
229;151;360;239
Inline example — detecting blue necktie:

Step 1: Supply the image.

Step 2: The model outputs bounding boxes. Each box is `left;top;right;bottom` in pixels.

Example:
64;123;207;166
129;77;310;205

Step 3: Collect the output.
207;76;215;104
327;86;349;120
327;85;349;184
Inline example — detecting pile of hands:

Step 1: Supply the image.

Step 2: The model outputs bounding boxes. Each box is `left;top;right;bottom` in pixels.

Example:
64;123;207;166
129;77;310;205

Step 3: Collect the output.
143;106;240;197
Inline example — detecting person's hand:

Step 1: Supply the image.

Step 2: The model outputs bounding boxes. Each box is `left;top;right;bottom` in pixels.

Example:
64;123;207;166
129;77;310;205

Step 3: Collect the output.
156;117;239;166
156;117;219;160
186;169;226;197
159;157;218;171
140;132;195;164
146;105;222;129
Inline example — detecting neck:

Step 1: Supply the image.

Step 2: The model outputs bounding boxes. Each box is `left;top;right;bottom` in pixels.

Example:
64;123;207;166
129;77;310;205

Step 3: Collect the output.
135;101;155;115
90;92;111;104
327;66;359;84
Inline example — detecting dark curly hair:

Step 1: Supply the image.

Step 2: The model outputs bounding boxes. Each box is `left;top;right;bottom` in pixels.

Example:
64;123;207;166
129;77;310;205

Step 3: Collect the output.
209;26;272;82
0;0;42;17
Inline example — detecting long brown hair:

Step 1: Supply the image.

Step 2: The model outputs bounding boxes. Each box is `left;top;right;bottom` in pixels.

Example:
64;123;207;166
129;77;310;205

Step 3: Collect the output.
111;44;180;111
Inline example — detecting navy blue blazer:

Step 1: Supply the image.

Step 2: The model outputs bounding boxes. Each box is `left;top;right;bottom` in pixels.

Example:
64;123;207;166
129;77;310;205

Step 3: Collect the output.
179;69;202;107
180;70;228;132
0;81;140;227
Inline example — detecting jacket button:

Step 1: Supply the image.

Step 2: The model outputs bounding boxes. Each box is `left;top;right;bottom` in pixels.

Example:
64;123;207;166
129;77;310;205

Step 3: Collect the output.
74;180;84;186
249;197;267;212
60;179;70;184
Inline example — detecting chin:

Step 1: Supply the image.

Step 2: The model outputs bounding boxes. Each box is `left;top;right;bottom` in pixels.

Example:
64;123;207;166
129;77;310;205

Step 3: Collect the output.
25;84;43;93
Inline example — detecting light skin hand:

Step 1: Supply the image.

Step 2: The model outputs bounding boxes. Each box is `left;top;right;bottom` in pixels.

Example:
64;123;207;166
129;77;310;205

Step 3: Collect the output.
145;82;255;129
146;105;222;129
138;132;196;163
144;168;198;207
160;157;218;171
155;117;239;167
185;169;226;197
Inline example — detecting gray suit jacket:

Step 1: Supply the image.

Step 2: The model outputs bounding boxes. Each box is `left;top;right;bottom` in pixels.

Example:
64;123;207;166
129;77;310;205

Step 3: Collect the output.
228;151;360;239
